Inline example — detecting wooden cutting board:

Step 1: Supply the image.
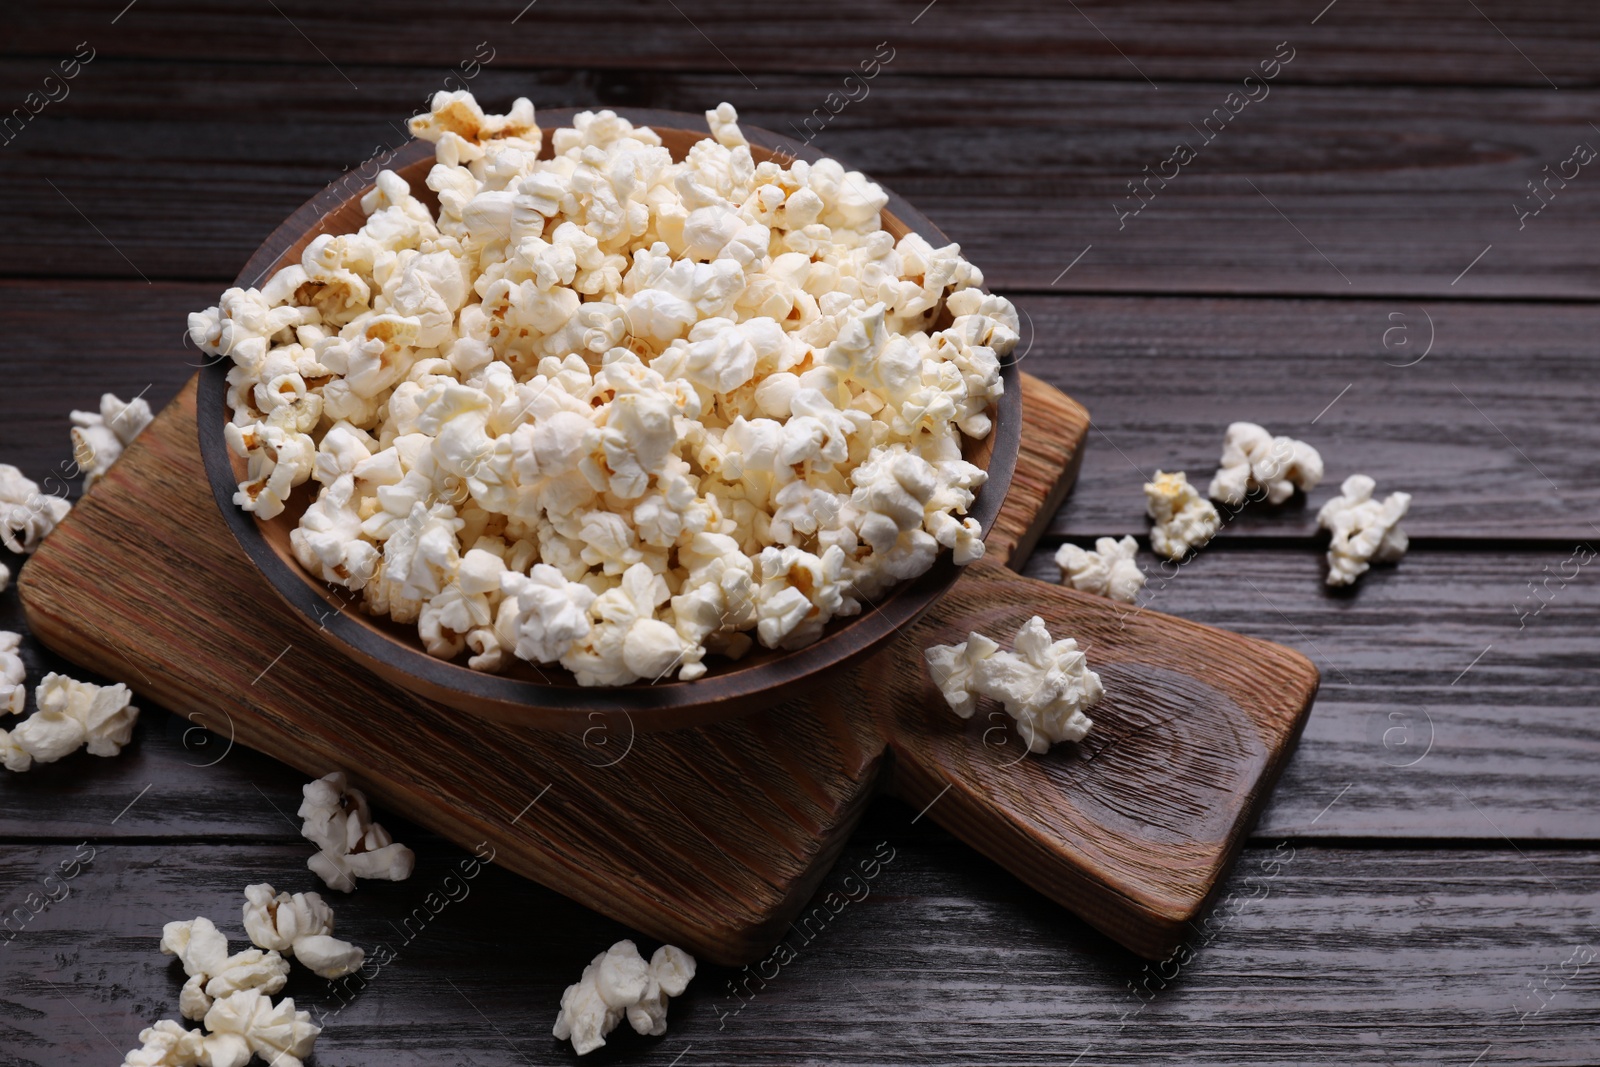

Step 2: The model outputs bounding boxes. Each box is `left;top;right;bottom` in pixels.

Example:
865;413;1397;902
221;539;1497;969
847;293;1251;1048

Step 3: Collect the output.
19;372;1317;965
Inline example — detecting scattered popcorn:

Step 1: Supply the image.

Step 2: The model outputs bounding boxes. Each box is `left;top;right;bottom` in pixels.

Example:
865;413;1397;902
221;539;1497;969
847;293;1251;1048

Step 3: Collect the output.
924;616;1103;753
191;95;1011;686
1317;473;1410;586
120;1019;204;1067
201;988;321;1067
553;940;697;1056
1055;535;1145;604
70;391;155;489
0;631;24;717
1207;421;1323;507
297;771;415;892
243;882;365;979
1144;470;1220;561
0;670;138;772
0;463;71;555
160;917;290;1023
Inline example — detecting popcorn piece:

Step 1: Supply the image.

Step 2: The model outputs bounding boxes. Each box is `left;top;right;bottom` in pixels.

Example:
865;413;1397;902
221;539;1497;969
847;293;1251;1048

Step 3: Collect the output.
1317;474;1410;587
553;940;697;1056
2;670;139;772
160;917;290;1022
193;95;1012;686
705;102;747;148
225;422;315;521
120;1019;204;1067
243;882;365;980
1207;421;1324;506
70;392;155;489
0;631;24;717
297;771;416;892
0;728;27;773
0;560;9;592
202;989;321;1067
500;564;598;666
924;616;1103;754
1144;470;1220;561
0;464;71;555
39;671;139;757
922;630;999;719
1055;535;1145;604
409;90;540;150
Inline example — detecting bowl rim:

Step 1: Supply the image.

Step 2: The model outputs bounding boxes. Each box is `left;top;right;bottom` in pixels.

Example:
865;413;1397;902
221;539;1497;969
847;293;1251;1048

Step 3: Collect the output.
198;106;1021;724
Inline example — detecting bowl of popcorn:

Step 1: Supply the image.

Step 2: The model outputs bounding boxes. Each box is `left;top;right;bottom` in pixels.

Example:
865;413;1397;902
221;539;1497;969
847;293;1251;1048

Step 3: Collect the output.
191;95;1022;729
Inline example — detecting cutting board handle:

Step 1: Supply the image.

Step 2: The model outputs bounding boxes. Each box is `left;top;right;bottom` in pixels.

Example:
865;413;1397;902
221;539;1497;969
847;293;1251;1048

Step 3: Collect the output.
868;559;1319;958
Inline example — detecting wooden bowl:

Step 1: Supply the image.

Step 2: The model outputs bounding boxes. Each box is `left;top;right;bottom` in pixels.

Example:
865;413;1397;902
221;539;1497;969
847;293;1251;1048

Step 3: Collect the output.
198;108;1021;731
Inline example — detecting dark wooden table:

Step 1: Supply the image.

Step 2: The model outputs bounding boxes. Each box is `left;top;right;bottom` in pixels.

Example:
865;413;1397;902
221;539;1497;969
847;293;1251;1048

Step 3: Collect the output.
2;3;1597;1064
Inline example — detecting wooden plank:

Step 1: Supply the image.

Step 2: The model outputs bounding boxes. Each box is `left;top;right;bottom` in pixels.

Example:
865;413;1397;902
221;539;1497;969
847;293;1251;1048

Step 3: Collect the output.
0;282;199;502
20;372;1325;962
7;543;1591;844
3;66;1600;295
2;826;1596;1065
1021;545;1600;841
1020;295;1600;541
0;589;307;838
2;283;1594;542
6;540;1590;844
9;1;1600;86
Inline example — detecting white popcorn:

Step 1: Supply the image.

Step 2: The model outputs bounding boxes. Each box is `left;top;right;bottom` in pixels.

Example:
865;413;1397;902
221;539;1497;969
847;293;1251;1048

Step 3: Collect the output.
0;631;24;717
242;883;365;979
500;563;598;666
1055;535;1146;604
70;392;154;489
1207;421;1324;506
1317;474;1411;586
922;629;998;719
925;616;1104;753
0;560;8;592
0;729;27;774
705;102;747;148
160;917;290;1022
0;633;28;772
120;1020;205;1067
1;670;139;772
553;940;697;1056
754;544;854;650
224;421;315;521
193;96;1012;685
202;988;321;1067
0;464;71;555
1145;470;1220;561
297;771;415;892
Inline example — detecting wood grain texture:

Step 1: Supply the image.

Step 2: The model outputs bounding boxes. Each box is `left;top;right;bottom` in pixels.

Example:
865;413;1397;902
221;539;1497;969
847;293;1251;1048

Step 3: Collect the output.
1;826;1596;1065
19;372;1315;963
5;283;1597;543
2;4;1597;1060
1021;545;1600;842
879;560;1316;957
982;383;1087;566
1018;295;1600;541
5;64;1600;296
5;541;1593;844
12;1;1600;86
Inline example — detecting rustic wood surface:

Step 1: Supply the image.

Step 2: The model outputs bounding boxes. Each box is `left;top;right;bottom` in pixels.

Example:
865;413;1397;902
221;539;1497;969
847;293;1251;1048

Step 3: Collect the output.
0;2;1596;1064
5;67;1600;297
21;368;1316;963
